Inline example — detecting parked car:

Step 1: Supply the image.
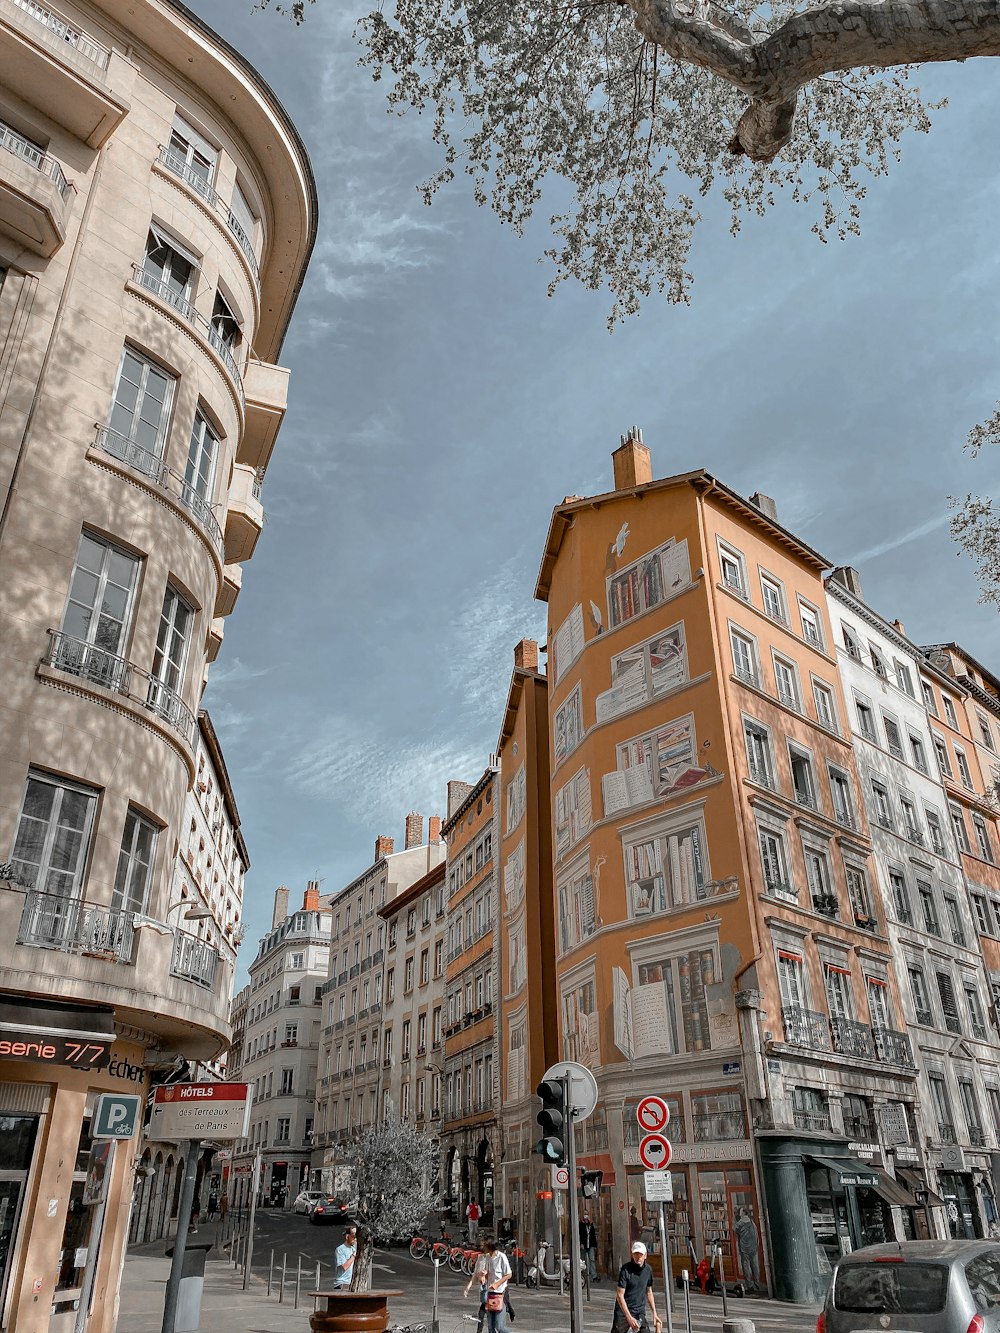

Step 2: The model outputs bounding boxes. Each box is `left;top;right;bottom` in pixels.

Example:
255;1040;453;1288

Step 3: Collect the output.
309;1197;350;1225
293;1190;325;1215
818;1239;1000;1333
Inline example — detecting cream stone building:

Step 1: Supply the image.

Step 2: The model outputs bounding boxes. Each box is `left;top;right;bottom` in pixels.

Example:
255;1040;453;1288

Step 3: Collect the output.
0;0;315;1327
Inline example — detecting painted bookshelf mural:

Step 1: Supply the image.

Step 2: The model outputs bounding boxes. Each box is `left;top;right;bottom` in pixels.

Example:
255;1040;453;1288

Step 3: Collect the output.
556;852;598;953
595;621;689;723
555;767;592;858
506;1005;528;1101
554;684;583;766
606;537;691;631
552;603;585;684
508;915;527;995
503;838;526;913
602;712;710;817
619;804;737;919
562;974;600;1065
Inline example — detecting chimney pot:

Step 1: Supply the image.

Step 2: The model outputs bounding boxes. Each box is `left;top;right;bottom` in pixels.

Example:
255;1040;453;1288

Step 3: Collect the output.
612;427;652;491
404;812;424;850
428;815;442;844
447;781;473;818
892;618;905;636
303;881;320;912
514;639;538;671
749;491;778;522
374;835;395;862
831;566;864;599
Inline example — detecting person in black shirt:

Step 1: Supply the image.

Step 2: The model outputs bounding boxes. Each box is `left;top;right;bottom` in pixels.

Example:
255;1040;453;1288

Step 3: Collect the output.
613;1241;660;1333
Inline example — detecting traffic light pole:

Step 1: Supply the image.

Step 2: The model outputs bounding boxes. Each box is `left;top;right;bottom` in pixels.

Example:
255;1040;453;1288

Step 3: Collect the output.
565;1088;584;1333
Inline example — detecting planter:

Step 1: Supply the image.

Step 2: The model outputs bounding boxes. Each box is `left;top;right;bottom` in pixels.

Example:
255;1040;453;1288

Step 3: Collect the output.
310;1289;403;1333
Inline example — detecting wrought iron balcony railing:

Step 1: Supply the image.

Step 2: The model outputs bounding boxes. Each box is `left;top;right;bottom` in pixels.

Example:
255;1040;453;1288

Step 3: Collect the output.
830;1015;875;1060
17;888;134;961
968;1124;987;1148
156;146;260;283
781;1005;832;1051
872;1026;915;1068
793;1110;832;1133
692;1110;747;1142
10;0;110;67
169;928;220;987
130;264;244;402
0;118;70;195
938;1121;957;1145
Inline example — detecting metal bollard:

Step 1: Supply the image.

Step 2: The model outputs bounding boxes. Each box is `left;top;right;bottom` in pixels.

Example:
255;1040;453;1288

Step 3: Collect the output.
315;1260;321;1292
279;1252;287;1303
681;1269;693;1333
721;1321;755;1333
268;1249;274;1296
295;1256;302;1309
716;1243;729;1318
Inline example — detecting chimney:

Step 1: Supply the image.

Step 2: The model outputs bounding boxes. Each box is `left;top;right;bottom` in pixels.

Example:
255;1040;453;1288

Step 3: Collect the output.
374;834;395;862
428;815;442;844
891;618;905;637
303;880;320;912
749;492;778;522
447;780;473;817
272;885;289;928
830;566;864;599
612;426;652;491
404;812;423;850
514;638;538;671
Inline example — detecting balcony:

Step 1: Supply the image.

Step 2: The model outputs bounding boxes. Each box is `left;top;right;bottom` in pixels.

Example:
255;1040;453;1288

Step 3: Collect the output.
830;1015;875;1060
692;1109;747;1141
91;427;224;556
871;1026;914;1068
0;0;128;146
734;665;759;689
43;630;196;744
968;1124;987;1148
793;1110;832;1133
811;893;840;920
781;1005;832;1051
224;465;263;563
154;146;261;287
169;929;220;988
17;888;133;961
206;617;224;664
241;360;289;472
0;118;73;256
215;563;242;618
938;1121;957;1145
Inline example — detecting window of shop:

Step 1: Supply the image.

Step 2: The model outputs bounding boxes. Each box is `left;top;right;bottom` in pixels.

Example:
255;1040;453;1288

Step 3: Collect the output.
690;1089;746;1142
0;1112;40;1315
53;1109;103;1317
697;1166;758;1273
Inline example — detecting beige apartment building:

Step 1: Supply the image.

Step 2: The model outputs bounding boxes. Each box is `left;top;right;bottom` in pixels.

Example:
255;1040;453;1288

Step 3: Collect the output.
0;0;314;1327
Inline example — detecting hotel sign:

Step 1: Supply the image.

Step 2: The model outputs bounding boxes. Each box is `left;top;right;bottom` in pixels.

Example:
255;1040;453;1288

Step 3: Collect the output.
150;1083;253;1140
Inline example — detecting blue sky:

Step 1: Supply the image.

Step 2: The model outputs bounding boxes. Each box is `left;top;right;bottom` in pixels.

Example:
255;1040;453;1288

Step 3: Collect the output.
191;1;1000;976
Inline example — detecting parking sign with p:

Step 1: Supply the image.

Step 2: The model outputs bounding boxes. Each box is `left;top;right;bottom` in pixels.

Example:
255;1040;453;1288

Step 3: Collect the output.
93;1093;142;1140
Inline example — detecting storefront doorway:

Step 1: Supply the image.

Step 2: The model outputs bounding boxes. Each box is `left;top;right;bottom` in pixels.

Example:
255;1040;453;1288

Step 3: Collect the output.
939;1172;980;1240
0;1113;38;1320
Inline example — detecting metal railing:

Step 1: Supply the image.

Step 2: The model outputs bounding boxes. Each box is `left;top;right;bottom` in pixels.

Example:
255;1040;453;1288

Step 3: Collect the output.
748;762;776;791
843;1115;874;1140
17;888;134;961
170;928;220;987
793;1110;832;1133
782;1005;832;1051
830;1015;875;1060
146;677;196;739
968;1124;987;1148
723;575;749;601
0;119;70;195
10;0;110;66
156;146;260;283
94;427;224;554
734;665;759;688
692;1110;747;1141
812;894;840;919
130;264;244;402
938;1121;957;1145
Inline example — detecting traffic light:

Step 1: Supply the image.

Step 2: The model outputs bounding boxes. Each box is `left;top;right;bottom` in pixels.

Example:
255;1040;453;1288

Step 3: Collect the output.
580;1169;603;1199
535;1077;566;1166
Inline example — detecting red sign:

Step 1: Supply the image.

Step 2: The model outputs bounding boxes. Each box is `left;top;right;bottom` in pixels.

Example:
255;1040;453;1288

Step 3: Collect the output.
636;1096;670;1134
154;1083;250;1103
638;1133;672;1170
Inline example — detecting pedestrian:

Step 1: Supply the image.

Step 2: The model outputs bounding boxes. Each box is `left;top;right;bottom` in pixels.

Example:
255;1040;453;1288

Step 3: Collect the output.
207;1190;219;1221
734;1207;760;1292
579;1213;599;1282
334;1226;357;1289
219;1194;229;1223
483;1239;512;1332
188;1189;201;1234
612;1241;661;1333
464;1247;491;1333
628;1206;641;1247
467;1197;481;1241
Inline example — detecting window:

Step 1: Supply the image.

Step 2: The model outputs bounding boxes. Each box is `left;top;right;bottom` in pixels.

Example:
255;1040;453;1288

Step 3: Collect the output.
855;698;876;742
829;769;854;826
900;794;921;842
284;1023;298;1044
951;805;972;854
978;713;996;752
921;679;938;715
955;748;974;790
276;1116;290;1142
842;624;863;660
758;828;791;897
972;892;994;937
789;748;816;808
279;1068;293;1095
744;720;775;789
910;734;929;774
760;574;786;624
883;714;904;760
730;628;758;686
929;1073;954;1139
895;660;915;697
907;965;932;1025
56;532;140;685
824;964;854;1019
289;985;300;1006
632;937;723;1055
957;1079;984;1145
229;179;258;255
917;882;940;936
106;347;175;469
934;735;953;778
842;1092;874;1139
111;808;157;915
973;814;995;863
556;857;596;950
416;1012;427;1053
870;644;889;679
620;808;716;920
965;986;987;1040
870;781;893;830
943;696;959;729
866;976;891;1031
433;939;443;977
8;770;97;895
211;289;240;354
290;952;303;969
607;537;691;628
168;112;218;194
813;681;837;731
792;1086;830;1132
142;225;197;315
936;971;962;1034
798;599;823;648
773;656;799;710
718;544;747;598
804;848;836;915
401;1020;411;1059
148;584;193;716
846;865;872;924
183;409;218;509
553;686;583;765
420;948;429;985
944;895;966;946
406;908;417;937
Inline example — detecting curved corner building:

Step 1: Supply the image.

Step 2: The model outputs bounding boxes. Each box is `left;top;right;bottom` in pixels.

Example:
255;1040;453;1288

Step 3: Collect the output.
0;0;315;1325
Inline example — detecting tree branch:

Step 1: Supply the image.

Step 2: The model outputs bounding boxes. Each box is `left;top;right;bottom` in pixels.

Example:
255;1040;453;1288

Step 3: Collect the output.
629;0;1000;158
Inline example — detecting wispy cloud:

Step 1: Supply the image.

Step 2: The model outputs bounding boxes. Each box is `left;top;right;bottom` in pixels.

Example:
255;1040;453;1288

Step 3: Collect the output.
851;510;951;564
205;657;274;687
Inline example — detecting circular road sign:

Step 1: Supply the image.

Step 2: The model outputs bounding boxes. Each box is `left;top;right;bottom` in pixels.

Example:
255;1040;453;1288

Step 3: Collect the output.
638;1133;672;1171
636;1096;670;1134
543;1061;599;1122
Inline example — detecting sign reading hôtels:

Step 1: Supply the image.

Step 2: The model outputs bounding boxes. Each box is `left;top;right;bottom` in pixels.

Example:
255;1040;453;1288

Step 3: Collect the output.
150;1082;253;1140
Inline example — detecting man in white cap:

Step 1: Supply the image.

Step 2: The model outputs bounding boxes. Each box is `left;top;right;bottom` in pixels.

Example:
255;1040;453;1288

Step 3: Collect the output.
612;1240;660;1332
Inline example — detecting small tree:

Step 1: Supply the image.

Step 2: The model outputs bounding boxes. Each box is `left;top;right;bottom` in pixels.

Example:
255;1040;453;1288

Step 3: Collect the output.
339;1121;439;1291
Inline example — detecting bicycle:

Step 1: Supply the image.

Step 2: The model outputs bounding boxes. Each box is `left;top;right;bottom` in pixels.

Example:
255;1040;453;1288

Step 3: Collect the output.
409;1232;429;1260
387;1323;428;1333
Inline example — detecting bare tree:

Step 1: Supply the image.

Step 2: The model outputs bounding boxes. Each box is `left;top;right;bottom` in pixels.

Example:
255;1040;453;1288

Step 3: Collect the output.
339;1121;439;1291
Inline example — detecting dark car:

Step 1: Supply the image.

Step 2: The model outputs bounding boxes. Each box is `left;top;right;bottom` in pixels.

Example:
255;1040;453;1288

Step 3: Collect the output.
309;1197;350;1225
818;1239;1000;1333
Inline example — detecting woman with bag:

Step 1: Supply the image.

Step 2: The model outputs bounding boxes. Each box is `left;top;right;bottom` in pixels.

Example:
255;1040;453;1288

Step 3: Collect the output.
484;1239;512;1332
464;1247;490;1333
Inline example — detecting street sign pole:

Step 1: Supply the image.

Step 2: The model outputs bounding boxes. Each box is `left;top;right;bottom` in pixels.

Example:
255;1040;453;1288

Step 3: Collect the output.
565;1092;584;1333
73;1142;116;1333
243;1149;261;1290
161;1140;200;1333
656;1202;674;1333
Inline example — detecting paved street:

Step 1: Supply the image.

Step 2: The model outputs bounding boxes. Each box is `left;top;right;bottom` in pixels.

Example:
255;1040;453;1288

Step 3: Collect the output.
122;1212;822;1333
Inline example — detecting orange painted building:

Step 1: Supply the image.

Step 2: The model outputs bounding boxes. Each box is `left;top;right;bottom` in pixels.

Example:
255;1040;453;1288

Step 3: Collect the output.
534;435;917;1302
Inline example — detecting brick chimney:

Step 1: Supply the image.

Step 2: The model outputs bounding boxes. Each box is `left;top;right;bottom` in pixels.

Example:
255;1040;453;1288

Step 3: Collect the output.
374;835;394;862
830;566;864;599
447;781;473;817
749;492;778;522
514;639;538;671
428;815;442;844
612;426;652;491
404;812;423;850
272;885;289;928
892;618;905;636
303;880;320;912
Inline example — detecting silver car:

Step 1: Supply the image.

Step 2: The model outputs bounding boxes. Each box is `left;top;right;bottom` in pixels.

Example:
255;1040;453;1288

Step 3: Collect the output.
820;1240;1000;1333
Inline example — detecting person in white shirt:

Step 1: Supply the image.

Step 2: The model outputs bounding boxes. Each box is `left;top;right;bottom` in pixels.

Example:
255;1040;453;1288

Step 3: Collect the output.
484;1240;512;1332
333;1227;357;1289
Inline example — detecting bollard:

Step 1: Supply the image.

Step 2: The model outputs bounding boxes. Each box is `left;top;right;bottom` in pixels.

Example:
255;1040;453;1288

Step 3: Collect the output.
681;1269;693;1333
268;1250;274;1296
295;1256;302;1309
716;1243;729;1318
315;1261;321;1293
721;1321;755;1333
279;1253;287;1303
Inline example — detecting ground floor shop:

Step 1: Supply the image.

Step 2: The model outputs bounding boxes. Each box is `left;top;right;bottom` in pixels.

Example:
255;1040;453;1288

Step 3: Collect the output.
439;1124;497;1229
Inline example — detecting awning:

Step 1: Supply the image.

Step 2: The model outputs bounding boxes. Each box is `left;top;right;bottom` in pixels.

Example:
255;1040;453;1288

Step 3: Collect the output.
0;996;114;1070
806;1154;880;1189
896;1167;947;1209
867;1168;918;1208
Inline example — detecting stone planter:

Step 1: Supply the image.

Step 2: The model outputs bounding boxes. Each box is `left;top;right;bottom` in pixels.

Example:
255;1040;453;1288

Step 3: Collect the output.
310;1289;403;1333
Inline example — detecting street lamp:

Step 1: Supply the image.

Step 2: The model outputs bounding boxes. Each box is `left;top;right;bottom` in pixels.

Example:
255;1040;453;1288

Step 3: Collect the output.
166;900;214;923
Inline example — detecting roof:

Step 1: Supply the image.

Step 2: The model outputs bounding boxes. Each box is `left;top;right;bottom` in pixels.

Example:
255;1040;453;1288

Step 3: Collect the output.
198;710;249;870
922;642;1000;700
533;468;831;602
497;666;546;753
378;860;445;920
